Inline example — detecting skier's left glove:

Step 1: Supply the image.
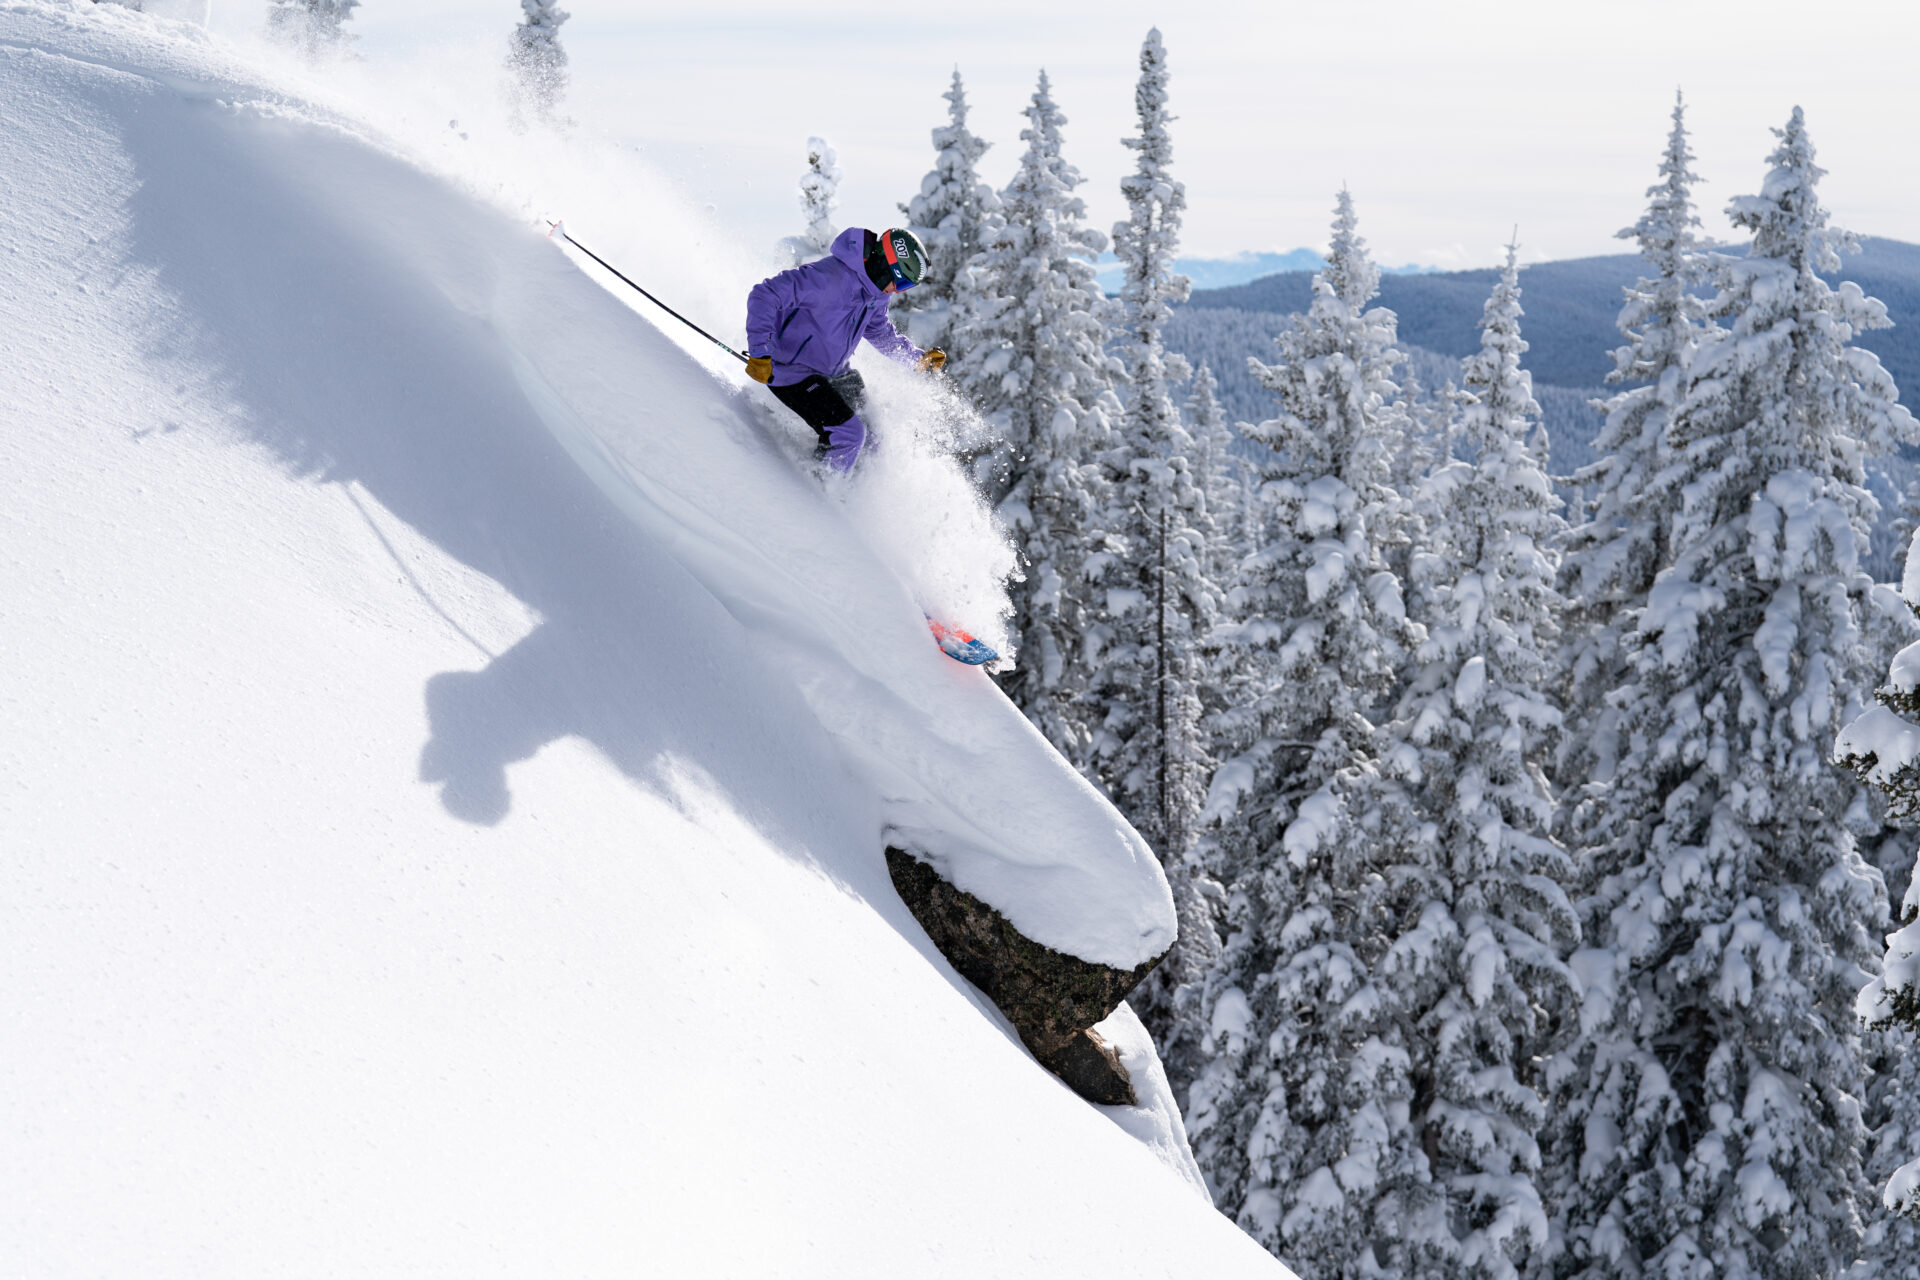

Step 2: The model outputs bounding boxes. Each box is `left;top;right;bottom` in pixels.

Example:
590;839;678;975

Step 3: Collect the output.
915;348;947;373
746;356;774;383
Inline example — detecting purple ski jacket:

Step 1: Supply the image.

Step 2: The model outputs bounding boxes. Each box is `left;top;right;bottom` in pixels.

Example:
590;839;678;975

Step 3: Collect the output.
745;227;923;387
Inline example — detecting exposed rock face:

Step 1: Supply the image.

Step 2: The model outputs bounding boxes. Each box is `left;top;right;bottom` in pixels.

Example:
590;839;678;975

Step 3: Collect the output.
884;845;1165;1106
1041;1028;1136;1107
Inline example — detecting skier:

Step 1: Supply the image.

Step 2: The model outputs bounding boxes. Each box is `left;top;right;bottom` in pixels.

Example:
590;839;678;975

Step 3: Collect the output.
744;226;947;472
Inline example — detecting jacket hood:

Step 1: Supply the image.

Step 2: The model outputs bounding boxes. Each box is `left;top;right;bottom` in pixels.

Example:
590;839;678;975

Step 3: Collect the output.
829;227;883;297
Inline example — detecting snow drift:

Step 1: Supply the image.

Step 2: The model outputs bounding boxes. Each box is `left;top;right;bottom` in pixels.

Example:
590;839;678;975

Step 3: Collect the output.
0;2;1283;1275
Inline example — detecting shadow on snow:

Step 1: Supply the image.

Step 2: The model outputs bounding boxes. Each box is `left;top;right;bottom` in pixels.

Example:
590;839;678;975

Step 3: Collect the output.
111;90;847;866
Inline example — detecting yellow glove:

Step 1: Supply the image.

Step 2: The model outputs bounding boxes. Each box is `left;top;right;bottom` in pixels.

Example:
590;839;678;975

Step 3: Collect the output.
746;356;774;384
916;348;948;373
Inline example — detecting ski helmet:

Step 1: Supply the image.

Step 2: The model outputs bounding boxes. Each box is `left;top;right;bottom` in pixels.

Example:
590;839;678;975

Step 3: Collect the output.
869;227;931;290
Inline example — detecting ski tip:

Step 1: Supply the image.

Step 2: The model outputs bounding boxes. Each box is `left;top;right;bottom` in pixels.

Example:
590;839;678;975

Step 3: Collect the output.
926;615;998;666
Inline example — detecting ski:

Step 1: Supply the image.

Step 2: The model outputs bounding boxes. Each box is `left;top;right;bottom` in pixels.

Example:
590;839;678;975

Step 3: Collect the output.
926;616;997;666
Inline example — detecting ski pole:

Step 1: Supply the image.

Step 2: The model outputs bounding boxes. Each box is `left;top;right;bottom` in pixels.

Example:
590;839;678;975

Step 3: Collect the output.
546;220;749;365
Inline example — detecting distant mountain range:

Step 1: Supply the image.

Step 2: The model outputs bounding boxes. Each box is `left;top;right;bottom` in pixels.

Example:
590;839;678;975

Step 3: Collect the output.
1095;248;1439;292
1180;236;1920;400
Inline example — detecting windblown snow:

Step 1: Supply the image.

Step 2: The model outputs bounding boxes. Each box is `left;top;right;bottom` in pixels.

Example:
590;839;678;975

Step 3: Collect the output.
0;3;1281;1275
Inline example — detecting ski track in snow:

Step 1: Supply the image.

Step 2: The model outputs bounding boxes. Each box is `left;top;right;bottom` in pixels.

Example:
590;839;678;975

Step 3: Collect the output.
1;4;1276;1276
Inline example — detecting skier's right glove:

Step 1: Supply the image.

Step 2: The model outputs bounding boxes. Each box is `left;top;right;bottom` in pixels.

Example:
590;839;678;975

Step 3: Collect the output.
916;348;947;373
746;356;774;383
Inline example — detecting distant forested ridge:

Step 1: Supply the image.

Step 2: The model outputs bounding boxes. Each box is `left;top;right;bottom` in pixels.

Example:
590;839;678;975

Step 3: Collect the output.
1165;237;1920;571
1180;237;1920;393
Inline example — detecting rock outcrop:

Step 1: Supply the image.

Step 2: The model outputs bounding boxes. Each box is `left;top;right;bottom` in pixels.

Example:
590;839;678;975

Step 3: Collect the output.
885;845;1165;1106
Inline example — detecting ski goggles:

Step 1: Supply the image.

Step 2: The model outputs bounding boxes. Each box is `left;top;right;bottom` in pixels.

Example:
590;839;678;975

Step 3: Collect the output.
880;232;921;290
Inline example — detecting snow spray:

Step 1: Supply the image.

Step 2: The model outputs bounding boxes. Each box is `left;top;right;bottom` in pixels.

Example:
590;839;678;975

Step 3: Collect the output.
829;356;1018;665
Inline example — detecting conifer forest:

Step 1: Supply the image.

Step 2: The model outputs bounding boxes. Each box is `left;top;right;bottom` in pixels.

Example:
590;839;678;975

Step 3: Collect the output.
890;30;1920;1280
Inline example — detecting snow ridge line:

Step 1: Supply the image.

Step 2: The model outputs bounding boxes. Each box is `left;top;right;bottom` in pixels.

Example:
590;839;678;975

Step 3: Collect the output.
0;36;329;124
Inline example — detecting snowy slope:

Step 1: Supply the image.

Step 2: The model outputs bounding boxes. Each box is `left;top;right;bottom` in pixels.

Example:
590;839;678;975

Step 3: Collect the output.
0;3;1283;1275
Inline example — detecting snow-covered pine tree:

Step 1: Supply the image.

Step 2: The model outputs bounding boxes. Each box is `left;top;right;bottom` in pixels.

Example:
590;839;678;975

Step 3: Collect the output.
1557;91;1707;794
1849;1022;1920;1280
1382;240;1576;1280
1197;189;1416;897
895;70;1000;357
1840;540;1920;841
1185;191;1434;1276
1129;627;1220;1105
1848;638;1920;1261
1839;538;1920;1264
1144;361;1244;1103
795;137;842;261
1552;107;1916;1280
267;0;356;55
1886;489;1920;586
1149;364;1244;1103
1540;94;1715;1280
1186;363;1243;586
951;71;1117;761
1851;837;1920;1280
506;0;571;123
1086;26;1208;855
1389;367;1441;514
1080;28;1218;1090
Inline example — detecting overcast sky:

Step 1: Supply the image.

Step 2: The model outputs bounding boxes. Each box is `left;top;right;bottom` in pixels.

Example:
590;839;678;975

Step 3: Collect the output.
212;1;1920;269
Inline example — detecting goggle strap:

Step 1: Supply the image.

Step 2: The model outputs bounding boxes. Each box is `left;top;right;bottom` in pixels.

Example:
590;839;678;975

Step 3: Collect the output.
878;231;915;290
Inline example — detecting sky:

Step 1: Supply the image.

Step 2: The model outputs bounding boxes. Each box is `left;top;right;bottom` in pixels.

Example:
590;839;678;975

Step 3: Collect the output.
209;0;1920;270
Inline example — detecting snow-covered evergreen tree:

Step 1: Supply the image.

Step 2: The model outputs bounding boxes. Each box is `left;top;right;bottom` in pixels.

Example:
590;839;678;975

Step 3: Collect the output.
1845;581;1920;1273
1839;538;1920;1257
1199;190;1417;893
951;71;1116;761
1841;544;1920;839
506;0;570;123
1539;93;1713;1280
1373;367;1440;607
793;137;842;261
1140;361;1243;1079
1557;91;1706;791
1385;241;1575;1280
1086;26;1209;856
1079;31;1222;1075
1124;622;1219;1101
267;0;356;55
1132;361;1246;1103
1552;106;1916;1280
1883;486;1920;586
1390;369;1441;506
1850;1023;1920;1279
1186;192;1436;1276
1186;363;1243;585
896;70;1000;357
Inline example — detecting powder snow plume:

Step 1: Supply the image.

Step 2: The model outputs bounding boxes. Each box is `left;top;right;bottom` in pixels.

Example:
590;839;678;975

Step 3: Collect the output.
831;357;1018;662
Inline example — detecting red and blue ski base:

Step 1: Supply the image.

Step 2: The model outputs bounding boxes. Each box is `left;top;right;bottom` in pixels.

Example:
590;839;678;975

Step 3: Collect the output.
926;616;998;665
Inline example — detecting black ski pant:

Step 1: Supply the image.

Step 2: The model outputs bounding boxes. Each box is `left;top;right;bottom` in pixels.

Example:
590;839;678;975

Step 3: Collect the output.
767;370;868;471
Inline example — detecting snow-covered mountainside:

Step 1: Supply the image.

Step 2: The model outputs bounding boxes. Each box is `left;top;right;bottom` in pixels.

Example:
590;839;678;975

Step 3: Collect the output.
0;3;1284;1274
